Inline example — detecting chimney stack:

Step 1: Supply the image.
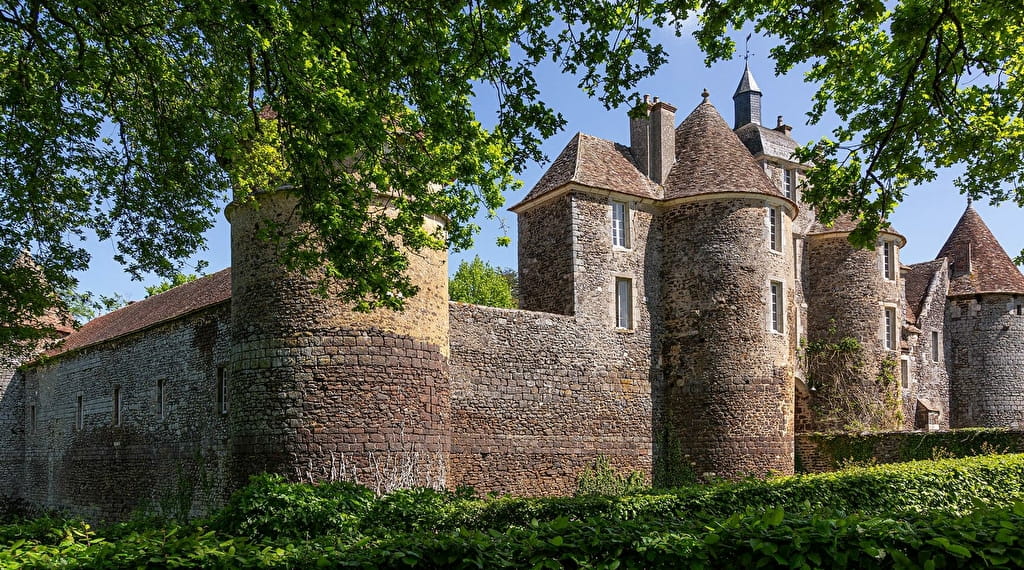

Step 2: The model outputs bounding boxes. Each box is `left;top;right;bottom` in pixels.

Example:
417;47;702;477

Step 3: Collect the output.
648;101;677;184
629;95;652;178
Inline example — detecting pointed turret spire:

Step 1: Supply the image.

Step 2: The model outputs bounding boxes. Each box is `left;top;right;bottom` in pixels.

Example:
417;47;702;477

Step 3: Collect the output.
733;63;762;128
937;203;1024;295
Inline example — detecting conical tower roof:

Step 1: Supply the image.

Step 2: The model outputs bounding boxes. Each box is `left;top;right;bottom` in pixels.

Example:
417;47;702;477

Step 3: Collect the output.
663;96;782;200
937;204;1024;296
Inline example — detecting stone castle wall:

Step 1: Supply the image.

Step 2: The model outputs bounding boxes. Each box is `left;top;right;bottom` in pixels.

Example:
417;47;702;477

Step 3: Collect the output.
448;303;654;495
227;191;451;490
17;303;233;520
518;194;575;315
659;197;795;478
0;360;24;499
947;294;1024;428
805;234;904;431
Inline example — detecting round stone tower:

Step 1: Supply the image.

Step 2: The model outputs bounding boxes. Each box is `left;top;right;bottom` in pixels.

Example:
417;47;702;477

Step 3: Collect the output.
226;189;451;488
804;218;906;431
940;204;1024;428
659;95;797;479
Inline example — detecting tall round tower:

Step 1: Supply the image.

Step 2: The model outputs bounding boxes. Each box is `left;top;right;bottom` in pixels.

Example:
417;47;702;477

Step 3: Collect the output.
226;189;451;489
940;204;1024;428
804;218;906;431
659;94;798;479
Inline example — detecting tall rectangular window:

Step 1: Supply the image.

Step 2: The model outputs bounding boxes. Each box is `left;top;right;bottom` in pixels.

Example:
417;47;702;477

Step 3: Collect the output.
112;386;121;426
931;331;940;362
784;169;796;199
1017;304;1023;316
216;367;229;415
770;281;784;333
75;395;83;430
29;405;36;433
611;200;630;248
883;241;895;280
615;277;633;330
156;379;166;420
768;206;782;252
900;358;910;389
884;307;897;350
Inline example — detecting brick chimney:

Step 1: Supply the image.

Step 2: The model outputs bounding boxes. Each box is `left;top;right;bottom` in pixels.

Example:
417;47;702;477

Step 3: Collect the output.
630;95;676;184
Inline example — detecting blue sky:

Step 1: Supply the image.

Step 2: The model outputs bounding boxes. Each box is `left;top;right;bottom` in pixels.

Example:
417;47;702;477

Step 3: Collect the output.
73;28;1024;301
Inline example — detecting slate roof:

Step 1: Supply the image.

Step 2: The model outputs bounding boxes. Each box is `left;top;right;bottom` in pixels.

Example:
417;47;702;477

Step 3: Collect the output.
735;123;798;160
904;259;946;325
663;99;782;200
513;132;661;209
46;268;233;357
734;63;761;95
937;204;1024;296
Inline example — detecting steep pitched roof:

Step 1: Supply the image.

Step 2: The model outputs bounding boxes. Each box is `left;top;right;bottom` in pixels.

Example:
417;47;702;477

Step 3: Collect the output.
513;132;661;209
904;259;947;324
734;63;761;95
937;204;1024;295
663;99;782;200
46;268;233;357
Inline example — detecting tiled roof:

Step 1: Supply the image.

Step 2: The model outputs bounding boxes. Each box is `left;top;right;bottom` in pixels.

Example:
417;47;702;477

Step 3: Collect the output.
663;99;781;200
937;204;1024;295
514;132;661;209
904;259;946;325
46;268;233;357
807;214;906;245
735;123;798;160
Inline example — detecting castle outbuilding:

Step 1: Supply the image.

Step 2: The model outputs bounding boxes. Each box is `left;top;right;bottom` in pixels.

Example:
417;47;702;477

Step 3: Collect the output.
3;66;1024;519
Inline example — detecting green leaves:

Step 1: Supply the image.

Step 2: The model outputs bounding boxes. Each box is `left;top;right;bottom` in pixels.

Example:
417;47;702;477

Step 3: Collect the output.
449;256;517;309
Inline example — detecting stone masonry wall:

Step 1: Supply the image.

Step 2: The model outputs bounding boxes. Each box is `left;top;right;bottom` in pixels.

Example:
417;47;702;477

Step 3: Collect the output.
805;234;904;431
0;360;23;499
905;264;950;430
518;194;575;315
660;197;796;479
18;303;232;521
947;293;1024;428
449;303;654;495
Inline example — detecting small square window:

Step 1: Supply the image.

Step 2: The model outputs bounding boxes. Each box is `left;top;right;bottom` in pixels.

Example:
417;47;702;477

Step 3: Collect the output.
615;277;633;330
611;200;630;248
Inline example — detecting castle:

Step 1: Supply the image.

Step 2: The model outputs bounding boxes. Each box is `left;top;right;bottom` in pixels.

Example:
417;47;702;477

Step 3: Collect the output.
3;66;1024;519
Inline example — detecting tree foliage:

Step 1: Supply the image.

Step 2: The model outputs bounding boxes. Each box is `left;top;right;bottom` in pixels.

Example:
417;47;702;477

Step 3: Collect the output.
449;256;516;309
144;273;199;298
3;0;1022;344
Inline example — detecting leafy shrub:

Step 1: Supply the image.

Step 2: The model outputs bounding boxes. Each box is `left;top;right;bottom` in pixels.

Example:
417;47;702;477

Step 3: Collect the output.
208;474;375;539
575;455;647;497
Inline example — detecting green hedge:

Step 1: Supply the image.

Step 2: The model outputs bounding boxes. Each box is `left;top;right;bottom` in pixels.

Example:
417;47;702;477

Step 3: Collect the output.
6;454;1024;568
800;427;1024;470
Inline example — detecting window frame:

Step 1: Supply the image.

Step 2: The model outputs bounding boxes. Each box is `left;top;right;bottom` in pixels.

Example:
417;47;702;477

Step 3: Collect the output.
768;205;783;253
216;367;229;415
614;276;634;330
75;394;83;431
783;168;796;199
769;280;784;334
156;378;166;421
112;386;122;427
884;306;898;350
882;240;896;280
611;199;631;249
931;330;940;362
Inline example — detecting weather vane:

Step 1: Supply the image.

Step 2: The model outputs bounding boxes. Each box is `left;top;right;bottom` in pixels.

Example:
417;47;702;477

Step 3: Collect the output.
745;33;753;62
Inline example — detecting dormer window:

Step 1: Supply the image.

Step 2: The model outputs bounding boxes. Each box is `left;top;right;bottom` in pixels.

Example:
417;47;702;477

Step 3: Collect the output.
611;200;630;248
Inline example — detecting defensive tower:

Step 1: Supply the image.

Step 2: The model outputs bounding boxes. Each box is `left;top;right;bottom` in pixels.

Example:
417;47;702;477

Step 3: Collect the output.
226;189;451;488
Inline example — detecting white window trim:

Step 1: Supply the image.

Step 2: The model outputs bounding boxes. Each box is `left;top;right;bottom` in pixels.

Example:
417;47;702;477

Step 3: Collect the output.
882;240;896;281
767;205;783;254
610;198;632;250
900;356;911;389
768;279;785;334
612;274;635;331
784;168;797;200
931;330;941;362
883;305;898;351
